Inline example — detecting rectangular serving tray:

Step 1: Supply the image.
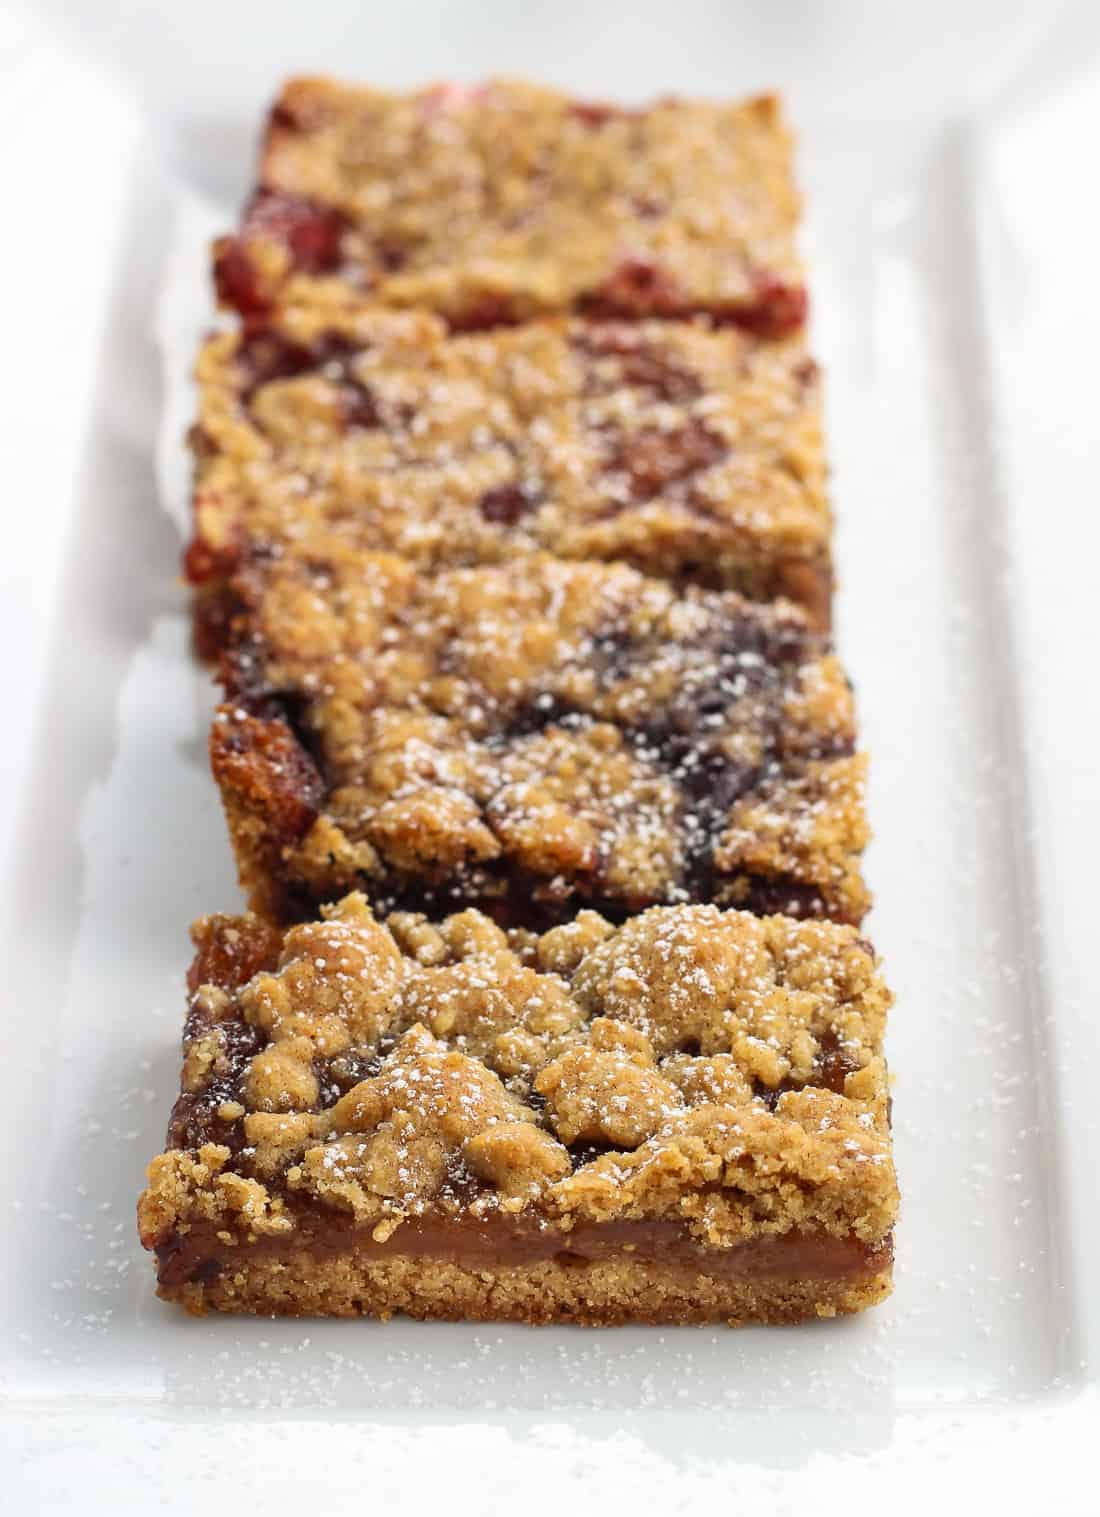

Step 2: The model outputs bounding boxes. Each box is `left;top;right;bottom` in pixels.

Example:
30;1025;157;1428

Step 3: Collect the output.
3;2;1098;1510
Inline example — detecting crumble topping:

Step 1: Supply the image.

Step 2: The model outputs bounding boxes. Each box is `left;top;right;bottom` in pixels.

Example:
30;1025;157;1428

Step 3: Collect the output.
213;78;805;332
212;546;867;922
210;546;869;924
139;896;896;1253
188;304;829;625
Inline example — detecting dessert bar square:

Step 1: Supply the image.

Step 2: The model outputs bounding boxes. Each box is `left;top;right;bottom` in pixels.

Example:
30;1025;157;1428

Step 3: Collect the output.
213;78;806;335
187;303;830;658
211;545;868;927
138;896;897;1323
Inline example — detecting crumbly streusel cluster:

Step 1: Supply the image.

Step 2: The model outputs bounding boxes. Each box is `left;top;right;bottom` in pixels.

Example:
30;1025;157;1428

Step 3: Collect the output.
187;302;829;631
213;78;804;331
138;895;896;1256
210;545;868;925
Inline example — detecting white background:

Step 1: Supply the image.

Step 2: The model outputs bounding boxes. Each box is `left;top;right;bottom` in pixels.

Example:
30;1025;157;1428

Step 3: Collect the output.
2;2;1099;1510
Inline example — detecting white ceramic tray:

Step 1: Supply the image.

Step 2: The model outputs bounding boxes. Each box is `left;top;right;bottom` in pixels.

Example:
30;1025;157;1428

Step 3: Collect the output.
3;3;1098;1510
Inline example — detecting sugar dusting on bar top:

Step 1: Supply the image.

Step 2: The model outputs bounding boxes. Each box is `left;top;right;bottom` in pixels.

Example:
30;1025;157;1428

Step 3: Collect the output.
210;547;869;928
214;77;806;333
186;307;832;645
138;898;897;1323
139;76;898;1326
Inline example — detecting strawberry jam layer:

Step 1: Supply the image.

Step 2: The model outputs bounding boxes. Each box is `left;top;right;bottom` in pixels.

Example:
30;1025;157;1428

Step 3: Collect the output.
155;1211;891;1292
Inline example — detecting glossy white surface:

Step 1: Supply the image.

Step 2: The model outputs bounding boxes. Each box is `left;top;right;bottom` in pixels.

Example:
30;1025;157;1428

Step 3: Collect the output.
3;3;1098;1509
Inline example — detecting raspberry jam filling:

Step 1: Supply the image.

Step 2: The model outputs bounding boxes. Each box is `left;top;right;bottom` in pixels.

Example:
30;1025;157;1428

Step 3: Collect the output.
155;1212;892;1292
214;191;348;315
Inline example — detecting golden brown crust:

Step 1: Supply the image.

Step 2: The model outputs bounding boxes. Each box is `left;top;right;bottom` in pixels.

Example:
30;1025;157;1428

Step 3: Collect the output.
138;896;897;1319
214;78;805;333
187;306;830;634
209;547;868;925
157;1244;894;1325
208;710;325;917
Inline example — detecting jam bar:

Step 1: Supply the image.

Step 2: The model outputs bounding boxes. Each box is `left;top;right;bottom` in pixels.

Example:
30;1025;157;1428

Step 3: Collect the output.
187;302;831;657
138;896;897;1322
213;78;805;335
210;544;869;927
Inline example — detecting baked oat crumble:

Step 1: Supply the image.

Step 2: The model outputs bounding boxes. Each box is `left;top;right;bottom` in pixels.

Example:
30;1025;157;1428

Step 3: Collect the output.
210;546;868;926
187;304;830;653
215;78;805;333
139;897;896;1321
136;75;899;1327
